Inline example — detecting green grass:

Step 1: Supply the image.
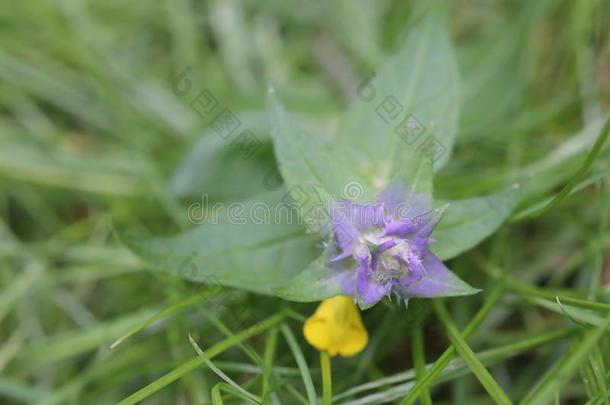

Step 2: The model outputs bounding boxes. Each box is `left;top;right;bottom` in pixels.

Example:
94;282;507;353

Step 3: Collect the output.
1;0;610;404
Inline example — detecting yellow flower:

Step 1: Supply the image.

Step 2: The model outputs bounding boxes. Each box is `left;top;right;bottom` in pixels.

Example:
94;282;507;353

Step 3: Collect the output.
303;296;368;357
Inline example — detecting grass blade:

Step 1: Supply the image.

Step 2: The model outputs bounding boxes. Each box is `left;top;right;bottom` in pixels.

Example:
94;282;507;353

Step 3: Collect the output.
109;293;215;350
399;285;503;405
188;334;261;404
261;327;279;403
115;312;284;405
434;300;513;405
281;324;318;405
520;312;610;405
410;315;432;405
517;116;610;221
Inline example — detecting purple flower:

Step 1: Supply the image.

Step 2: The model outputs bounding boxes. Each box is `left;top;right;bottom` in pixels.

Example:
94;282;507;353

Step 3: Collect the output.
327;183;478;309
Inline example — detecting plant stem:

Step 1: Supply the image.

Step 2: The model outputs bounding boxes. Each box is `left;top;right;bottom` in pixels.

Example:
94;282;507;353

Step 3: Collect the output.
411;315;432;405
321;351;332;405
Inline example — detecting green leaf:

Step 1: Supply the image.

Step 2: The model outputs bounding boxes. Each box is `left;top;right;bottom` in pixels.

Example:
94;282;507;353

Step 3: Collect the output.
274;249;343;302
431;185;522;260
267;5;455;206
268;91;359;207
325;0;386;69
334;4;459;193
169;111;274;201
117;190;320;295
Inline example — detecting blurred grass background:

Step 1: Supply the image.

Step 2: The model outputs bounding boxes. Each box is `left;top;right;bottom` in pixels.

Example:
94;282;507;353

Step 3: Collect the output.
1;0;610;404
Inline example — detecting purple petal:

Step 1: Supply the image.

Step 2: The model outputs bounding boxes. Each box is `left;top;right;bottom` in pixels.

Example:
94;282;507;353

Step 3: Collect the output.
377;183;406;213
405;194;434;219
370;240;398;269
412;209;442;237
376;240;398;253
398;251;478;298
329;250;352;262
396;251;425;286
342;201;385;231
409;234;431;256
356;261;389;306
378;182;432;219
335;269;357;296
330;206;360;252
384;219;417;237
403;211;441;254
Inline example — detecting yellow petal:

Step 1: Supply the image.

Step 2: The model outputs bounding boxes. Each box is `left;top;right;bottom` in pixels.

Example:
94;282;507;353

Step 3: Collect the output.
303;317;331;351
303;296;368;357
338;325;368;357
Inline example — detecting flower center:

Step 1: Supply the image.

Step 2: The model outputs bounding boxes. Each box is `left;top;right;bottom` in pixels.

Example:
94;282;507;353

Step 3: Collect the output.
372;249;408;285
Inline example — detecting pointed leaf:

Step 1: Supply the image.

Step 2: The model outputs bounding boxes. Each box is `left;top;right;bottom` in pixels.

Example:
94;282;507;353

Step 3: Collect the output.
117;190;320;295
169;111;273;200
335;4;459;193
431;185;522;260
275;250;346;302
268;93;362;233
402;251;480;298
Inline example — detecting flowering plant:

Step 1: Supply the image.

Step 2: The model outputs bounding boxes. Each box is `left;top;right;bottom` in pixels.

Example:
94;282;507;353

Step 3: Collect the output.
120;5;520;310
324;183;479;309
